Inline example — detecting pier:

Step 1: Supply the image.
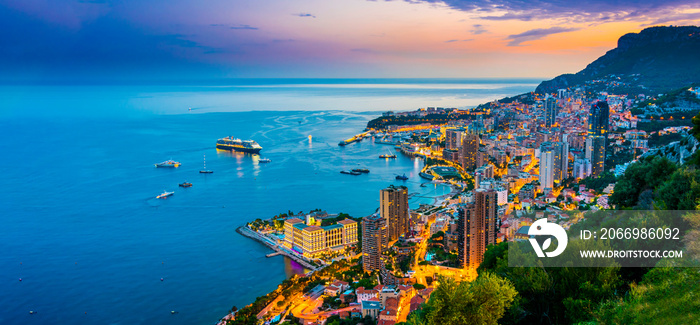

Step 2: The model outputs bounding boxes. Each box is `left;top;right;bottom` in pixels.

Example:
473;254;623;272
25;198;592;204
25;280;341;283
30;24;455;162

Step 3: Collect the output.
236;226;318;270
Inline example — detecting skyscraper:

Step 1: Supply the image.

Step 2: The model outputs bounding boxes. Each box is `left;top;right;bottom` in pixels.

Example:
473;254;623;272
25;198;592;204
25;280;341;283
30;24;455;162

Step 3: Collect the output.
457;189;498;269
544;95;557;128
475;189;497;248
561;134;570;180
380;185;409;242
539;141;564;190
588;101;610;136
539;149;555;191
460;133;479;170
445;127;465;151
587;135;606;177
362;214;388;272
457;203;479;269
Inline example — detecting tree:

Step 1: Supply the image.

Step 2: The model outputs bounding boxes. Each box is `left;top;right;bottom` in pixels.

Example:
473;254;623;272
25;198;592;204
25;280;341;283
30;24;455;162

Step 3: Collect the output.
655;167;700;210
411;273;517;325
610;156;677;207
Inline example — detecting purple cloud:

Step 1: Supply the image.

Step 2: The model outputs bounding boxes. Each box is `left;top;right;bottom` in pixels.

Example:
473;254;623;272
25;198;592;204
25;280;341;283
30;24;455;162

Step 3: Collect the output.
506;27;579;46
401;0;700;22
470;24;488;35
294;13;316;18
211;24;258;30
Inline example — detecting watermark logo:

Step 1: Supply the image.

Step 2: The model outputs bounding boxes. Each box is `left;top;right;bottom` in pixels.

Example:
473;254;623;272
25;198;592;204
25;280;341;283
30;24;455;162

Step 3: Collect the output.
528;219;568;257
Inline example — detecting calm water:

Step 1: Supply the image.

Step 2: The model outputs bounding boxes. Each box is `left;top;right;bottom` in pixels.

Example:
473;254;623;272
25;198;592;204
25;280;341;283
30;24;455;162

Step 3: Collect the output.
0;79;537;324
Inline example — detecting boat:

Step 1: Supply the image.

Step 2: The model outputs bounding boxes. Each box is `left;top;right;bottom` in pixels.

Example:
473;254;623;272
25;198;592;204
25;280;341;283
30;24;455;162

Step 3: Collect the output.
341;170;362;175
379;154;397;159
259;158;271;163
179;182;192;188
199;155;213;173
155;160;180;168
396;174;409;180
352;168;370;173
216;137;262;153
156;191;174;199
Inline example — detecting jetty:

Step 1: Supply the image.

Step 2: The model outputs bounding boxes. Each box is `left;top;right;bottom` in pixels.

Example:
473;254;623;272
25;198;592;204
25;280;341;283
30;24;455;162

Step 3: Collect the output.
236;226;318;270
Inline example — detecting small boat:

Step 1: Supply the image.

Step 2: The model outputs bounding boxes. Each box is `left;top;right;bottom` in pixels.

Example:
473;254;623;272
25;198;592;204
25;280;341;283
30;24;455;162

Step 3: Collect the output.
341;170;362;175
352;168;370;173
179;182;192;188
156;191;174;199
199;154;213;173
155;160;180;168
259;158;271;163
379;154;397;159
396;174;409;180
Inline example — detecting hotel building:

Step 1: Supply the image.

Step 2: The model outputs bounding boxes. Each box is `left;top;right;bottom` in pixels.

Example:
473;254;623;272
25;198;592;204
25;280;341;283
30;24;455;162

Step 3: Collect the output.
283;217;358;257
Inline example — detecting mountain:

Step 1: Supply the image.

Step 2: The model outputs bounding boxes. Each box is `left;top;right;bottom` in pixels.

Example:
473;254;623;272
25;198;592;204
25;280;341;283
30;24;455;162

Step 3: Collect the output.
536;26;700;94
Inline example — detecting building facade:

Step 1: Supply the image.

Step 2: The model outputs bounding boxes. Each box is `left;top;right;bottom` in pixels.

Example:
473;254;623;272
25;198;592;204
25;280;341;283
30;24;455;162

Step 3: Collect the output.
460;133;479;170
362;214;388;272
380;185;409;242
283;217;358;257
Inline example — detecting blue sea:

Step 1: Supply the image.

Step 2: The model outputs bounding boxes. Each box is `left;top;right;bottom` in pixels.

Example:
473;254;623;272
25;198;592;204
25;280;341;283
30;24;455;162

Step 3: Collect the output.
0;79;538;324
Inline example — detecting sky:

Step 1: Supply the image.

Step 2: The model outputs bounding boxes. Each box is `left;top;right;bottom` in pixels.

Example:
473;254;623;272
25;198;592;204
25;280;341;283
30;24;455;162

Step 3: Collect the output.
1;0;700;81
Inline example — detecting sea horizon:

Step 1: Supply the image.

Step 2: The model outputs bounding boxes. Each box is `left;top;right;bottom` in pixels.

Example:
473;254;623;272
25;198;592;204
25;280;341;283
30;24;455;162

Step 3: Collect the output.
0;78;539;119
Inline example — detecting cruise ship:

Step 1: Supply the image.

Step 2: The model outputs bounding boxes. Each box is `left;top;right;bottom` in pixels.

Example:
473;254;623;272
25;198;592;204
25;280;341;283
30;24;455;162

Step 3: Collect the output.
216;137;262;154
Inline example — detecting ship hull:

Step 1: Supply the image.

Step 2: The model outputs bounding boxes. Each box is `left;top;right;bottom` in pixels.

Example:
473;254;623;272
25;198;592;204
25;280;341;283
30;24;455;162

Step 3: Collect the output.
216;144;262;154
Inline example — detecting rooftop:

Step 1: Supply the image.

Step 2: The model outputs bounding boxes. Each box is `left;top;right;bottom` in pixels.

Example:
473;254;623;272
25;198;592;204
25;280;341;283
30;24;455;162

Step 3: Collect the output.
362;300;382;310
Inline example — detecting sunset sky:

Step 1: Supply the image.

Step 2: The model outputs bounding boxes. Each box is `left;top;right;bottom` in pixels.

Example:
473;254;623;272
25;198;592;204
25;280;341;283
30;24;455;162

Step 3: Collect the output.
2;0;700;81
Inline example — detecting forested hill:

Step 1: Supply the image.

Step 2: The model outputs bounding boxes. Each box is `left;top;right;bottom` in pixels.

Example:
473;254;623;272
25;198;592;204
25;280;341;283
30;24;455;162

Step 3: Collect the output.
536;26;700;94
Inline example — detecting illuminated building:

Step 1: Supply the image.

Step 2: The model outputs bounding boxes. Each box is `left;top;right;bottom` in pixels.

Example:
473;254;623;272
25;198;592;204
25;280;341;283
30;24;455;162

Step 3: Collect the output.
588;101;610;136
380;185;409;242
544;95;557;128
445;127;465;150
362;214;388;272
460;133;479;170
457;203;480;269
476;189;498;248
457;188;497;269
283;217;358;257
539;142;565;191
586;135;606;177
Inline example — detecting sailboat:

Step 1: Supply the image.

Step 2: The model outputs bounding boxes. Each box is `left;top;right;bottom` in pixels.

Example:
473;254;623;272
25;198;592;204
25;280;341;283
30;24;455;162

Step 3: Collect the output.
199;154;213;173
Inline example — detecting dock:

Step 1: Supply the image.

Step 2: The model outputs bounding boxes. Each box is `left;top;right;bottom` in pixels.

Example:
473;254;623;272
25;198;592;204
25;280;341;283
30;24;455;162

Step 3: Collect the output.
236;226;318;270
266;252;282;258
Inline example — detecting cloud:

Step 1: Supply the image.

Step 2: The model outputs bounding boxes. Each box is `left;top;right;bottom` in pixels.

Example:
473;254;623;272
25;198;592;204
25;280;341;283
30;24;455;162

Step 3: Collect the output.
643;11;700;26
470;24;488;35
210;23;258;30
401;0;700;22
445;39;474;43
294;13;316;18
506;27;579;46
350;48;379;54
230;24;258;30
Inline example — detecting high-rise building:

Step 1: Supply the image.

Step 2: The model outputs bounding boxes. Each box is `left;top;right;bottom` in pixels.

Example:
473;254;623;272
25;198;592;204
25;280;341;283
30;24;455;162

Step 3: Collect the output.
539;150;555;191
380;185;409;242
362;214;388;272
588;101;610;136
586;136;606;177
561;134;570;179
460;133;479;170
539;142;564;190
544;96;557;128
475;189;497;248
445;128;465;151
457;203;479;269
